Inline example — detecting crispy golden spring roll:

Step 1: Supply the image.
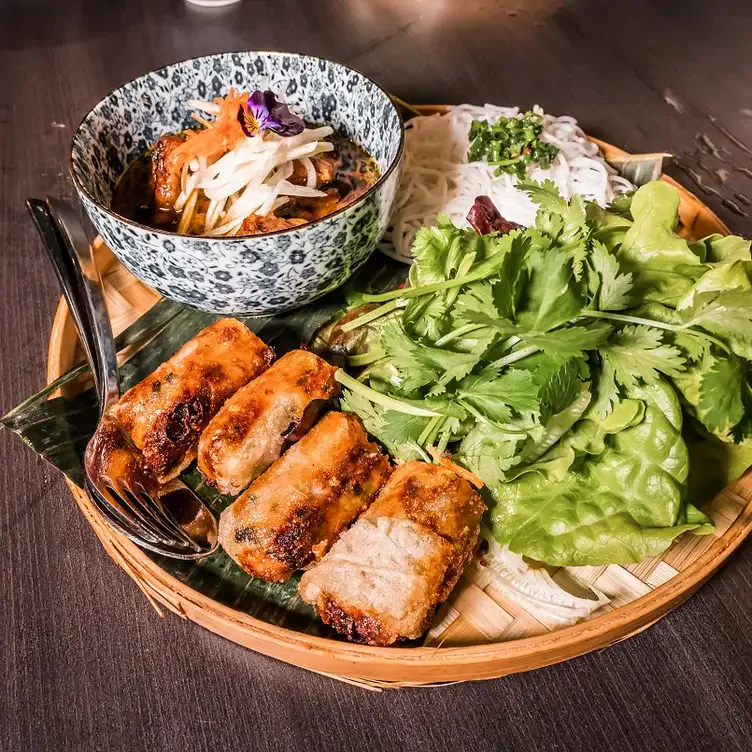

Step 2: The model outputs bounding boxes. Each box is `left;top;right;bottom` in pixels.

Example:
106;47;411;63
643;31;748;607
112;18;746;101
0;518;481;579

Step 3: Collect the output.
218;411;391;582
110;319;273;482
197;349;340;495
298;461;485;645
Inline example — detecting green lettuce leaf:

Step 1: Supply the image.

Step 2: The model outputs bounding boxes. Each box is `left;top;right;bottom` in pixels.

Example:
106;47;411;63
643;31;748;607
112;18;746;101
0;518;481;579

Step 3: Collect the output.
454;422;525;488
615;182;708;306
488;380;711;565
617;181;704;268
694;233;752;263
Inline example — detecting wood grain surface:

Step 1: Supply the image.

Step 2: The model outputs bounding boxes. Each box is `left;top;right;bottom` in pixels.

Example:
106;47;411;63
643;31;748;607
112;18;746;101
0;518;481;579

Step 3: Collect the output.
2;0;752;749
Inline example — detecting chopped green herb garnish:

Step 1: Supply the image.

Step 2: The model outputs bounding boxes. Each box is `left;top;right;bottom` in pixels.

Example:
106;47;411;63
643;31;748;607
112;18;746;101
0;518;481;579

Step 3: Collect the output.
468;111;560;178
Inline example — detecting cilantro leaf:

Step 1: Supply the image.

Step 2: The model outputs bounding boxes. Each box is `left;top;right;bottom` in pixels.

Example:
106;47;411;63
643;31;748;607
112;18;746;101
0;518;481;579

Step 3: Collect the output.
379;411;434;448
518;179;590;279
380;321;484;393
514;352;585;420
340;389;428;462
680;288;752;360
731;402;752;443
457;367;539;422
452;235;530;327
698;355;745;433
591;356;619;417
493;234;530;319
588;239;633;310
601;325;686;391
458;311;517;336
671;330;713;363
521;323;611;356
518;178;570;216
605;192;635;218
517;246;584;332
452;281;501;327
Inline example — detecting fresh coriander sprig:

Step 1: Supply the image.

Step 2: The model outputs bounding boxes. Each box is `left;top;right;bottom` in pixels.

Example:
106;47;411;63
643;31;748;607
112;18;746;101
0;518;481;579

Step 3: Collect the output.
334;370;442;417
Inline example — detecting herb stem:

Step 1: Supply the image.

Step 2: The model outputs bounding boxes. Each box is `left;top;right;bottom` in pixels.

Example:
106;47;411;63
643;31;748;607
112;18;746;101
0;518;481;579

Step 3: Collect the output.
584;310;675;328
418;415;443;446
487;344;540;370
340;299;405;333
334;370;442;417
436;425;452;455
346;348;386;367
582;311;730;353
444;252;476;309
433;323;486;347
410;442;432;463
500;335;521;352
361;266;494;304
457;398;529;436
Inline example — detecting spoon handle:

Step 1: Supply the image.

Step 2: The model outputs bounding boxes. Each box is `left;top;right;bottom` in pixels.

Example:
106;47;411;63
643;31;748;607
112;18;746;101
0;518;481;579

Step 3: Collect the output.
27;198;103;389
28;198;122;416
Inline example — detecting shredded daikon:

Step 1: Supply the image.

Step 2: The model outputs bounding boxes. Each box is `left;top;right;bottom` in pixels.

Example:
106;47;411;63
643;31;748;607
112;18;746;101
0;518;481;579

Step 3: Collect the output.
173;102;334;236
384;104;633;262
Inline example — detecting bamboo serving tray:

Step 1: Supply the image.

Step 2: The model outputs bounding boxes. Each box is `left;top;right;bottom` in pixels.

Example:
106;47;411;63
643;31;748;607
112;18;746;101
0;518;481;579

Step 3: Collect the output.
46;136;752;689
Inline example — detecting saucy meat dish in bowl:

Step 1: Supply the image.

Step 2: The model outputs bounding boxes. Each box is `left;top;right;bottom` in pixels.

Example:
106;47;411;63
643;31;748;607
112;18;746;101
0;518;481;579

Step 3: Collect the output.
70;52;404;315
111;91;381;237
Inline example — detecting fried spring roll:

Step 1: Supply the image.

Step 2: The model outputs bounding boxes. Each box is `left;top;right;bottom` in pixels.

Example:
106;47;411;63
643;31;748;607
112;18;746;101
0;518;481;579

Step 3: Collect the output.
198;349;339;495
218;411;391;582
111;319;273;482
298;461;485;645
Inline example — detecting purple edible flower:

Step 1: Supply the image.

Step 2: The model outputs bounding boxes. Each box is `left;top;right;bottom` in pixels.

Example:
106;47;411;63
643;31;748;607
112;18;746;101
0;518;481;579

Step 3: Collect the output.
237;90;305;138
467;195;522;235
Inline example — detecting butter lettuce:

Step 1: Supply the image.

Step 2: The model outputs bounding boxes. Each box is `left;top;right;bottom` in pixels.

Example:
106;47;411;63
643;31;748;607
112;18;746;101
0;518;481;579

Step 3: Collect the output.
617;181;704;268
487;380;712;565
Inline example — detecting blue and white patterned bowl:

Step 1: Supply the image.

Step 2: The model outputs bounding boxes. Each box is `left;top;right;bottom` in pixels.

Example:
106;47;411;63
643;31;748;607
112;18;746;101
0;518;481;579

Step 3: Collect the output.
70;51;404;315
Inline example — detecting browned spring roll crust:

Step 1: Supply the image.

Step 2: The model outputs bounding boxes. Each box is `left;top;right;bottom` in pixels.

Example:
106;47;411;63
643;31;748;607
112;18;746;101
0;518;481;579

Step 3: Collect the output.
298;461;485;645
197;349;339;495
110;319;273;482
218;412;391;582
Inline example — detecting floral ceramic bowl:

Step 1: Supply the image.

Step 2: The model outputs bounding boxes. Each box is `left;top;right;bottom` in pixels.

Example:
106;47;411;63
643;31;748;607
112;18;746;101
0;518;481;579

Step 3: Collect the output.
70;51;404;315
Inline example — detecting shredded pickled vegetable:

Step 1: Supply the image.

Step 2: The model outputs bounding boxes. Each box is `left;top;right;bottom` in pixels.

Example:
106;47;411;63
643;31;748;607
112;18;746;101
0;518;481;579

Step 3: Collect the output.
170;91;333;236
427;447;485;488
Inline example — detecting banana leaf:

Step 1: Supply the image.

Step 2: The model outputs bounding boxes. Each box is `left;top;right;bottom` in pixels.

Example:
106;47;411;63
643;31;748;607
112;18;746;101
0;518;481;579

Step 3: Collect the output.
1;254;408;637
603;152;671;186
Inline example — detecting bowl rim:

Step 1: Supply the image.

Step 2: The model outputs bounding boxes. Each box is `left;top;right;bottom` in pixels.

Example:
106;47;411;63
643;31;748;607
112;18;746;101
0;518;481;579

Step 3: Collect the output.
69;50;405;242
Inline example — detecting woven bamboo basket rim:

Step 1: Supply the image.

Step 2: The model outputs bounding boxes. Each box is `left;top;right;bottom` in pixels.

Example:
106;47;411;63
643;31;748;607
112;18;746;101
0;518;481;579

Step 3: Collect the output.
45;118;751;687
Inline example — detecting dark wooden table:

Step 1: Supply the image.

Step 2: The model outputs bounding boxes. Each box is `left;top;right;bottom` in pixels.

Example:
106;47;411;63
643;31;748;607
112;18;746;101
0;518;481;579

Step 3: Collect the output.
2;1;752;750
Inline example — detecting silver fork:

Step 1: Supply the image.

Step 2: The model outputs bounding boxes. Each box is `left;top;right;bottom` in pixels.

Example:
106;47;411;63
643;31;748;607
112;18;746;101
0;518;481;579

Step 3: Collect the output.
28;197;219;560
